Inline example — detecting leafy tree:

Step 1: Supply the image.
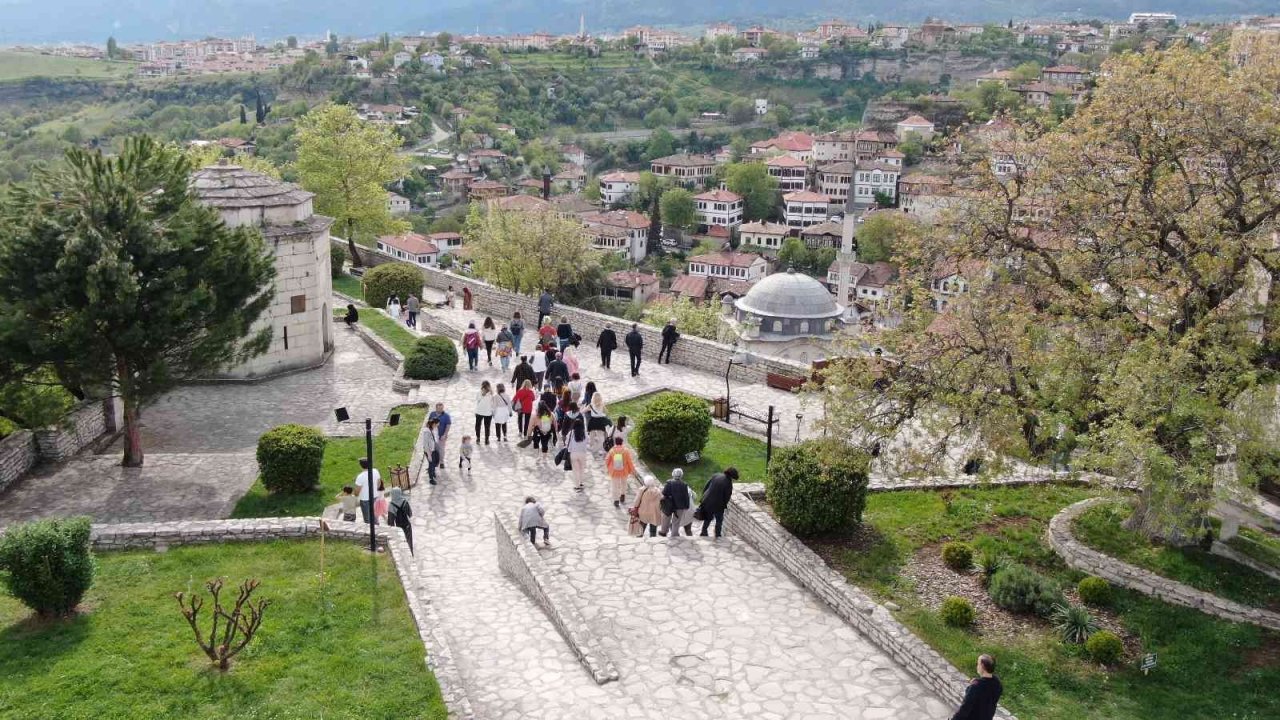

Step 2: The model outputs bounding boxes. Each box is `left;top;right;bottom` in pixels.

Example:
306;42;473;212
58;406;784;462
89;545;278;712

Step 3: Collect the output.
855;213;916;263
644;108;673;129
295;103;408;266
730;135;750;162
659;188;695;233
325;36;340;56
645;129;676;160
286;36;298;49
728;99;754;125
1010;61;1043;82
819;46;1280;541
106;37;119;60
724;162;778;221
0;369;74;434
642;297;727;341
777;237;810;271
465;205;599;294
437;32;452;50
239;104;248;124
897;137;924;165
0;137;275;466
872;190;894;208
184;144;280;179
584;177;602;202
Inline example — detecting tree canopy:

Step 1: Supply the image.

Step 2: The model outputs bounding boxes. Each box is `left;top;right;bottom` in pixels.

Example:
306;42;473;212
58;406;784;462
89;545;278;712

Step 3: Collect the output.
464;205;600;296
659;187;695;231
724;162;779;221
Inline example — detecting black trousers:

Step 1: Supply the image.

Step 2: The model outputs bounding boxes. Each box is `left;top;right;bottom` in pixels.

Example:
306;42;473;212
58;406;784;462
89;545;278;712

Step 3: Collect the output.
517;412;531;435
700;510;725;537
532;429;552;453
484;340;494;363
629;349;641;375
658;341;674;363
601;349;612;368
526;527;548;544
494;422;507;441
475;414;491;444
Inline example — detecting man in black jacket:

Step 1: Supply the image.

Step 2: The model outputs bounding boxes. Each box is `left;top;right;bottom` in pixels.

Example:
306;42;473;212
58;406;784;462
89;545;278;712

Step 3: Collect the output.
951;654;1003;720
596;324;618;369
658;319;679;364
556;316;574;352
546;350;570;390
625;324;644;377
659;468;692;536
698;467;737;537
511;355;536;389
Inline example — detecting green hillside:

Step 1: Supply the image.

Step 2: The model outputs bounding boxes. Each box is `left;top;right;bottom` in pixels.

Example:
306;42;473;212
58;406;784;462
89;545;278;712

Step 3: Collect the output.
0;51;135;82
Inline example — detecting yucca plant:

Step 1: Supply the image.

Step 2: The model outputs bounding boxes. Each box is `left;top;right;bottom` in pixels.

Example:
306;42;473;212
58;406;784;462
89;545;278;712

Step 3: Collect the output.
1051;603;1098;644
971;550;1009;587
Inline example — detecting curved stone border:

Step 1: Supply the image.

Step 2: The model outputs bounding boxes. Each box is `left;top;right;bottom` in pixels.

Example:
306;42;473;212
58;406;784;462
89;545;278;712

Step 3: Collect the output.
492;512;620;685
87;518;476;719
1048;498;1280;632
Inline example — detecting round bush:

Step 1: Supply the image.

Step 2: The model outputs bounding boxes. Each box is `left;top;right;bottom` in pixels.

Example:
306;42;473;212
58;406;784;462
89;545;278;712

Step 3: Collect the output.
941;541;974;572
1077;576;1113;607
766;438;871;536
1085;630;1124;665
362;262;423;307
632;392;712;462
256;424;326;493
0;517;95;617
940;596;976;628
404;335;459;381
989;564;1065;617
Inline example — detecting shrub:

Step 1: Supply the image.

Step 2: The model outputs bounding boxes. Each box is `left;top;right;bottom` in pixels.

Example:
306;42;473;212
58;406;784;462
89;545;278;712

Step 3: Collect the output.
0;517;95;617
1077;576;1113;607
1051;602;1099;644
362;262;423;307
256;424;326;493
330;251;345;278
941;541;974;571
1085;630;1124;665
766;438;871;536
940;596;976;627
989;564;1065;616
972;549;1009;586
632;392;711;462
404;335;459;380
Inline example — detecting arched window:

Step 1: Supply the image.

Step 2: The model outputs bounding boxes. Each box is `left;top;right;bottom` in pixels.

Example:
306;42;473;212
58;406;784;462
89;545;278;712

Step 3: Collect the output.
772;320;783;332
799;321;809;333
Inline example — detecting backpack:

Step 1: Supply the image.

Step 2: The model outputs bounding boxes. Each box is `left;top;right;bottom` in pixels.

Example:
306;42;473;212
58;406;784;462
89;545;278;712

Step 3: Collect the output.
464;331;481;350
611;450;626;472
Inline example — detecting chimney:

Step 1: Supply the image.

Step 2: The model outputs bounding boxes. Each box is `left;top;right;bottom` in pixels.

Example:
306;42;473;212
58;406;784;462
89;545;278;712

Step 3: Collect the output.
542;169;551;200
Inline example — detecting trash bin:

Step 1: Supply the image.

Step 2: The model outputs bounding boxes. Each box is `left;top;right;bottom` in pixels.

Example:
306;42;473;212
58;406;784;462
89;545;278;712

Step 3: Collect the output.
712;397;728;420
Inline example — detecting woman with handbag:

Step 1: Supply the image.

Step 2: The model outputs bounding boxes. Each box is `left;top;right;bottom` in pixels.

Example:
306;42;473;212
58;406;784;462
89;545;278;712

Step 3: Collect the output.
492;383;513;442
387;487;414;553
604;437;636;508
631;475;663;537
496;324;515;372
563;405;592;492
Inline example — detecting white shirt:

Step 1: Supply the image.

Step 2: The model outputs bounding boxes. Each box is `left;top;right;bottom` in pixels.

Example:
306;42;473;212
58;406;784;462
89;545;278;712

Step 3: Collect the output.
475;392;494;416
354;468;382;503
531;353;547;372
492;393;512;423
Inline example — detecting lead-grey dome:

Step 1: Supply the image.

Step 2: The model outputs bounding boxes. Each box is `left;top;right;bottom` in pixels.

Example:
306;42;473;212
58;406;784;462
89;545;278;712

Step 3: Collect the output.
190;162;313;209
734;268;843;320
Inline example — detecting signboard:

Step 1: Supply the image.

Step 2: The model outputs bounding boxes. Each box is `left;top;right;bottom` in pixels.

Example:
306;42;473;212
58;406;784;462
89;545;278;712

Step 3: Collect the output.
1141;653;1157;674
684;451;701;463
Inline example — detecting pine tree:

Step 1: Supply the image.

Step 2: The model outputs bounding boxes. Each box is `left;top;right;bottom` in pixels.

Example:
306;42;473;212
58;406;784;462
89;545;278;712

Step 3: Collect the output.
239;104;247;124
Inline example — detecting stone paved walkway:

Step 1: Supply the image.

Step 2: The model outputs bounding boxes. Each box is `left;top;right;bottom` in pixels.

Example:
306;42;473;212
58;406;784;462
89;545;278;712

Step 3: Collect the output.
400;302;947;719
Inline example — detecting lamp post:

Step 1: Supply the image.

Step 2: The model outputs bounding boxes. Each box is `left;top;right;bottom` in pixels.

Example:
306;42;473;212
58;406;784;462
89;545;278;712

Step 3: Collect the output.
724;341;753;423
334;407;401;553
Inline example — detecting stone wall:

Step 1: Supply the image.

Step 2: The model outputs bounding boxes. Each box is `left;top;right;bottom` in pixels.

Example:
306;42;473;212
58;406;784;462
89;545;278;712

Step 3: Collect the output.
725;483;1018;720
493;512;620;685
1048;498;1280;632
86;517;476;719
0;431;37;494
33;400;109;462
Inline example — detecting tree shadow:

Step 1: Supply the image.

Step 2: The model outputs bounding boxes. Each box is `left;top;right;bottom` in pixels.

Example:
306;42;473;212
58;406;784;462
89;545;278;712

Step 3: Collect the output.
0;609;92;680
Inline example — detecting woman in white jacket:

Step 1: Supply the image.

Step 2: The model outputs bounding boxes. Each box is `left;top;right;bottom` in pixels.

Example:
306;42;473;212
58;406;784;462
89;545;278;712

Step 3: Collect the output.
474;380;494;446
492;383;513;442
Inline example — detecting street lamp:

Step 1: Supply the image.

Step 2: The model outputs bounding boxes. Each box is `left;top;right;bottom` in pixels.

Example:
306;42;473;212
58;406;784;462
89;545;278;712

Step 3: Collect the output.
334;407;401;553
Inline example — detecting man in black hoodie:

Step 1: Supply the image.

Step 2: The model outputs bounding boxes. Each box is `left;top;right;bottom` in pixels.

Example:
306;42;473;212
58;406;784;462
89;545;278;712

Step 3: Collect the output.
546;350;570;391
511;355;536;389
698;467;737;537
625;324;644;377
596;324;618;369
950;654;1003;720
658;319;679;364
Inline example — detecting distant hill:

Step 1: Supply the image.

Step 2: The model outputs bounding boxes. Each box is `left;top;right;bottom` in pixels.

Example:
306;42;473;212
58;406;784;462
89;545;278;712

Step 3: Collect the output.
0;0;1273;44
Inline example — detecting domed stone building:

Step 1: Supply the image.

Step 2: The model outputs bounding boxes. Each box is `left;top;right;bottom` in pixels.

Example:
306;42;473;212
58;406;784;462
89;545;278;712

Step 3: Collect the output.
190;161;335;379
730;268;844;363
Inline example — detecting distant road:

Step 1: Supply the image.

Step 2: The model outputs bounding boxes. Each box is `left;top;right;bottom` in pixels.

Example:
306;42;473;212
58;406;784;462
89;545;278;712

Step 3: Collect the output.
574;120;764;143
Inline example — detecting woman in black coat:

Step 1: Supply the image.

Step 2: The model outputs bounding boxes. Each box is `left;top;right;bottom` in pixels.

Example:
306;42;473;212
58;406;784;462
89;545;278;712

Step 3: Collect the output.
698;467;737;537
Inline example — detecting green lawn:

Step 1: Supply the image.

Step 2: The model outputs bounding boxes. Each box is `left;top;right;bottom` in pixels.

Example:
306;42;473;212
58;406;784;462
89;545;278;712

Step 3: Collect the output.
358;308;421;356
332;273;363;300
1073;500;1280;609
231;406;425;518
0;51;136;81
0;540;447;719
610;391;768;495
1229;526;1280;570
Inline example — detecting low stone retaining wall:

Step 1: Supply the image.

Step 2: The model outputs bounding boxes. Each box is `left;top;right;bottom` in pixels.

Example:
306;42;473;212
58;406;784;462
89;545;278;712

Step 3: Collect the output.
87;518;476;719
492;512;620;685
34;400;110;462
725;483;1016;719
0;431;37;494
1211;540;1280;583
1048;498;1280;632
868;470;1136;493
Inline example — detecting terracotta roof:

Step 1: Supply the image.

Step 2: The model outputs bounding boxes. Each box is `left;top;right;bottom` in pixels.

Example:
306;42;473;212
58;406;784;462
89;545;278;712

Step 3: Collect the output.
784;190;832;203
468;179;506;190
608;270;658;288
688;251;764;268
739;220;789;235
550;194;601;215
704;225;731;238
1015;82;1058;93
491;194;552;212
669;273;710;298
554;164;586;180
818;161;855;175
855;130;898;143
378;232;439;256
651;153;716;167
765;154;808;168
801;220;844;237
694;189;743;203
932;258;990;281
598;171;641;183
900;173;952;187
828;260;898;288
441;168;476;180
429;232;462;241
583;209;651;230
753;131;814;152
470;149;508;158
1043;65;1086;73
898;115;934;127
878;149;906;159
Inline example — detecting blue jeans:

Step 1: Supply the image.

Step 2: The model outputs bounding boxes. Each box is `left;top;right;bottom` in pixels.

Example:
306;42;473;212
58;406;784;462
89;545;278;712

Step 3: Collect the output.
359;500;372;523
466;348;478;369
512;331;523;354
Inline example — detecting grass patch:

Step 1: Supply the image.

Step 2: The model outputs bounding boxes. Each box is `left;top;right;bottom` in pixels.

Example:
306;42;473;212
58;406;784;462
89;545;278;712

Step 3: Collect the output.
1073;501;1280;609
0;51;136;81
0;540;446;719
332;273;363;300
1228;526;1280;570
610;391;767;496
231;406;425;518
359;309;421;356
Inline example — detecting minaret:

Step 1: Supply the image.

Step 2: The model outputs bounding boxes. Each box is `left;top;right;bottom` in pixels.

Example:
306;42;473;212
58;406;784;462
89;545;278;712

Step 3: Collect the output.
836;197;858;323
579;14;586;39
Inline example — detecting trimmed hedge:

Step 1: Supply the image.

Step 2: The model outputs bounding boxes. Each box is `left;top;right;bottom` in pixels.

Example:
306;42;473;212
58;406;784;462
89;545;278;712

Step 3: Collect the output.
940;596;975;627
0;516;95;617
363;262;423;307
632;392;711;463
256;424;327;494
404;335;459;381
1086;630;1124;665
1077;576;1113;607
989;564;1064;617
766;438;871;536
941;541;974;571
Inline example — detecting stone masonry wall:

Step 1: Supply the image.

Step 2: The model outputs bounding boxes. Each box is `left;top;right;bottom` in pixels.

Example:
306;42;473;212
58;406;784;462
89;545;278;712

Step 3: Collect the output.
0;431;37;494
33;399;109;462
1048;498;1280;632
725;483;1018;720
493;512;620;685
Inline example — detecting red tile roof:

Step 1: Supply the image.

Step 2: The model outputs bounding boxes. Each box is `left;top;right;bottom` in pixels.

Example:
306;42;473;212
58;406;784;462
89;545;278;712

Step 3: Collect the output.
784;190;832;203
694;189;743;203
765;154;808;168
688;251;765;268
608;270;658;288
599;171;641;183
378;232;439;256
583;209;651;230
491;194;551;211
898;114;934;127
669;273;710;298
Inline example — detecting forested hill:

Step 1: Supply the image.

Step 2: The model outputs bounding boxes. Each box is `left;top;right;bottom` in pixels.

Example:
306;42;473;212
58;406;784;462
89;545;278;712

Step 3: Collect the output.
0;0;1275;44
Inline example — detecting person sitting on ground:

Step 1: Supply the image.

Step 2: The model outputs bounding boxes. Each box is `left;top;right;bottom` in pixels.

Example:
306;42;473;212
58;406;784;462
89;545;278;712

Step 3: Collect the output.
950;654;1003;720
343;304;359;328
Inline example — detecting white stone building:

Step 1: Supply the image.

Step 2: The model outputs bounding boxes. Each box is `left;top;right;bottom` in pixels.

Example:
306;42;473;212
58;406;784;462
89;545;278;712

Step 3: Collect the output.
377;232;439;267
731;268;845;364
783;190;832;230
852;162;901;207
386;191;411;215
694;189;744;230
738;220;790;255
191;162;334;379
598;171;641;206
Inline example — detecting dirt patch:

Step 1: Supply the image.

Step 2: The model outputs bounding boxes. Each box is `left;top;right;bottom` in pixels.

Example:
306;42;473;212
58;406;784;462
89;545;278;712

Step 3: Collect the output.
805;523;890;564
1239;634;1280;671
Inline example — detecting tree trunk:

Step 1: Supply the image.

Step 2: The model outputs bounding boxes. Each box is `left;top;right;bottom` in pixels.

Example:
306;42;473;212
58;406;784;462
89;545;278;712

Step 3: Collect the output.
346;219;364;268
1122;483;1205;546
118;359;143;467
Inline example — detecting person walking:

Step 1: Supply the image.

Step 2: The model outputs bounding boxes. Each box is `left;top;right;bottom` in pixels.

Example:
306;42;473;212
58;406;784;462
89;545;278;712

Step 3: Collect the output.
546;350;570;390
519;496;551;547
462;286;473;311
586;390;609;450
429;402;452;466
343;303;359;329
530;348;548;387
387;487;414;553
538;316;557;349
353;457;381;524
698;467;737;537
405;293;420;329
387;294;402;323
492;383;513;442
658;318;679;364
513;379;537;436
631;476;664;537
597;324;618;369
421;418;441;485
511;354;536;390
528;397;557;455
660;468;693;536
604;437;636;507
950;655;1003;720
474;380;494;445
496;324;515;372
462;322;482;371
481;317;498;366
556;316;574;352
445;285;455;309
563;404;591;492
563;345;580;378
538;289;555;321
625;323;644;377
509;311;525;354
